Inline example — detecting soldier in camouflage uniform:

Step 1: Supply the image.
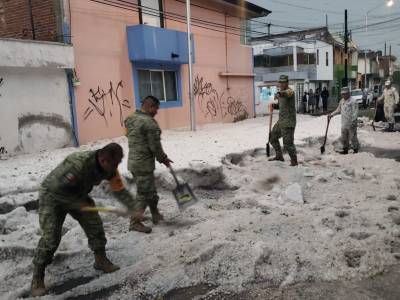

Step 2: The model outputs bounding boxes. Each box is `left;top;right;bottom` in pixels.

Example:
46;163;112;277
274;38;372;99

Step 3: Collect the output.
125;95;172;234
378;80;399;132
31;143;141;297
329;87;359;154
269;75;298;166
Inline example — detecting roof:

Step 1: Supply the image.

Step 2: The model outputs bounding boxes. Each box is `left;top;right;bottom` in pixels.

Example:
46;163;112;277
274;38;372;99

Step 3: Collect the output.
252;26;358;51
221;0;271;18
252;26;329;42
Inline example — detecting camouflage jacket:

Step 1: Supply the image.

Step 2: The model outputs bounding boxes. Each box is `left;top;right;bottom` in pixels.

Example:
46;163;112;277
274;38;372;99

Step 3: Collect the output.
41;150;137;210
378;87;399;107
124;110;168;174
332;96;358;129
276;89;296;128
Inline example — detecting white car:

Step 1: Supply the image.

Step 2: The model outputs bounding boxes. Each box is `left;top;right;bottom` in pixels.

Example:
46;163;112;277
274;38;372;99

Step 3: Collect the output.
351;89;372;108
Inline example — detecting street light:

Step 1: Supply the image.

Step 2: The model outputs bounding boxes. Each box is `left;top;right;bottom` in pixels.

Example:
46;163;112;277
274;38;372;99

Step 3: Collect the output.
364;0;395;89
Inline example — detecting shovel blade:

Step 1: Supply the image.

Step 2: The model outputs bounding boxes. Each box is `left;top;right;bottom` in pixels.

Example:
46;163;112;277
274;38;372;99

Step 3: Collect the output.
320;145;325;154
266;143;270;157
173;183;198;209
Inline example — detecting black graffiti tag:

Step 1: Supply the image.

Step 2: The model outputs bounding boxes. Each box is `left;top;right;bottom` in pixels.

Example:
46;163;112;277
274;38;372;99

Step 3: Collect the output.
83;81;131;126
193;74;248;121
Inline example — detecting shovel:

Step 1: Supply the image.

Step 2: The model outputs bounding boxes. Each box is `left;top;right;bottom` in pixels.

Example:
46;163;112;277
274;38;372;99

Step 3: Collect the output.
371;98;378;131
320;116;331;154
266;108;273;157
169;166;198;209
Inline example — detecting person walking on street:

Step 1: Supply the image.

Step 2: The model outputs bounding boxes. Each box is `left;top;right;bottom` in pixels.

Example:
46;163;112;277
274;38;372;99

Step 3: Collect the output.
302;91;308;114
328;87;359;154
321;87;330;113
269;75;298;166
308;89;315;114
31;143;141;297
377;80;399;132
125;95;173;234
315;88;321;111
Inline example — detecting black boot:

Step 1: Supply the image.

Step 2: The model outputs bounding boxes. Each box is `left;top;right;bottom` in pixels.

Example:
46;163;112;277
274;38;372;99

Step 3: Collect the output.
269;153;284;162
339;148;349;155
353;149;359;154
290;156;298;166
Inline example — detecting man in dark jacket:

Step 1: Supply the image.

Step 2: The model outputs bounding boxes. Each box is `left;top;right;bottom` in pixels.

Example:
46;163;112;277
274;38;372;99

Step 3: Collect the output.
321;87;330;113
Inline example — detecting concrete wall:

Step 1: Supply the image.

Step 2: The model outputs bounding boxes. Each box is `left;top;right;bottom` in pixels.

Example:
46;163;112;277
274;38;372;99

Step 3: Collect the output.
0;39;74;156
0;67;72;156
70;0;254;144
316;41;333;81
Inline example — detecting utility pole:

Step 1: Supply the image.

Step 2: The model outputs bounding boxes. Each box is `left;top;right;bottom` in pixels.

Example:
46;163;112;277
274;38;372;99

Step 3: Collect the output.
325;14;328;27
389;44;392;76
344;9;348;87
267;23;271;37
186;0;196;131
364;50;368;89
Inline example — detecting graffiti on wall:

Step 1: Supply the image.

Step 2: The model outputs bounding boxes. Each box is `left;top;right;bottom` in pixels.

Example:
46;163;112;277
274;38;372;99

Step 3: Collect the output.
83;81;131;126
193;75;248;122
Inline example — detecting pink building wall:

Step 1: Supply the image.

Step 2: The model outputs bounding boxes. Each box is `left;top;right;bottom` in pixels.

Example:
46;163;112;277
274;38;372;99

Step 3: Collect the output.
70;0;254;144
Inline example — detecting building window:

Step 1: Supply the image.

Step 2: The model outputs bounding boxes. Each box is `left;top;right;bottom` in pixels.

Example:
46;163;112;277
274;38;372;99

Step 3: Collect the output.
317;49;319;65
326;51;329;66
137;69;178;102
138;0;164;28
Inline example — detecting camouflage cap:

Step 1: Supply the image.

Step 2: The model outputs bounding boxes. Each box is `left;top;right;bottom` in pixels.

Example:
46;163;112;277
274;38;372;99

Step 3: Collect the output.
340;87;350;94
385;80;391;86
278;75;289;83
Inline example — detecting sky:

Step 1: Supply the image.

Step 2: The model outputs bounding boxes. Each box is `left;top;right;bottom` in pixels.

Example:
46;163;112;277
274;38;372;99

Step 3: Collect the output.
248;0;400;58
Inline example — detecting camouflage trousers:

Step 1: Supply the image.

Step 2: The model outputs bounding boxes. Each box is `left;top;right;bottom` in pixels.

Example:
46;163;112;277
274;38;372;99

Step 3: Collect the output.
384;104;395;124
132;171;159;212
270;123;297;160
342;125;359;150
32;188;106;266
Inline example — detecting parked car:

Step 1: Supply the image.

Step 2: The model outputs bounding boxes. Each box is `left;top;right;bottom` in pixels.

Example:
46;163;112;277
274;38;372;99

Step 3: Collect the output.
351;89;372;108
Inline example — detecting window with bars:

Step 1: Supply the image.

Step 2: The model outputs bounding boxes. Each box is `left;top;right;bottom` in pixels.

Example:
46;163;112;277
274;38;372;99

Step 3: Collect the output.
137;69;178;102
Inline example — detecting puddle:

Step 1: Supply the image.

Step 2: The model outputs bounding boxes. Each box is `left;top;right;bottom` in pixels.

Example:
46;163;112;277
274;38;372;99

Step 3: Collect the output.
361;147;400;162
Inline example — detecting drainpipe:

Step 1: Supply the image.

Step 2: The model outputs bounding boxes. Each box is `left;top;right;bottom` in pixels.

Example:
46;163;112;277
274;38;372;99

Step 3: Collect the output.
61;0;79;146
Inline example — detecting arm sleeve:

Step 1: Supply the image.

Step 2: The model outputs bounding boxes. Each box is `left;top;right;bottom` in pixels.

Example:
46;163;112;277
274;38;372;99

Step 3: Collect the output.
109;171;141;211
146;122;168;164
352;100;359;124
331;100;342;116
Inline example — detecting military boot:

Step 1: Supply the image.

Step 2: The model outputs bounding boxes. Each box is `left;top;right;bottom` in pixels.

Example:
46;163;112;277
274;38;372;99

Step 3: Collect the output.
268;153;284;162
31;264;46;297
150;207;164;225
353;148;359;154
290;156;298;166
129;220;152;233
339;148;349;155
93;250;120;273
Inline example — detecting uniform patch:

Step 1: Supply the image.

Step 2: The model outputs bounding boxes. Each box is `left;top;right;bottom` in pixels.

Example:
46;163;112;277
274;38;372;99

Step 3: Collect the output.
287;89;294;97
110;172;124;192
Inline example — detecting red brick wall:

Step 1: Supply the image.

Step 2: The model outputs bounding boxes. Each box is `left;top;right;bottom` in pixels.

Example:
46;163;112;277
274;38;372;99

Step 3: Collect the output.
0;0;60;42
